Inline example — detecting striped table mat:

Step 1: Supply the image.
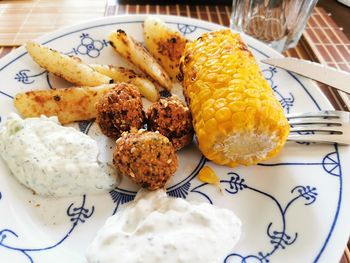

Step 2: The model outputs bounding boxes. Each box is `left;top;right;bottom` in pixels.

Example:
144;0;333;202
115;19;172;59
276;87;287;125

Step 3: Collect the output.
0;3;349;261
0;0;107;46
303;7;350;111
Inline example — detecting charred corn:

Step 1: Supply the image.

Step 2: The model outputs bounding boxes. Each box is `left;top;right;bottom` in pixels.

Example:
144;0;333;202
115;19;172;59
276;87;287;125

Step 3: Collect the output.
179;29;290;167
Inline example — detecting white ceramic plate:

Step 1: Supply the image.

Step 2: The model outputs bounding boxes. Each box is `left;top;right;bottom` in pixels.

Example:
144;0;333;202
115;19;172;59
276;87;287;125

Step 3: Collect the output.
0;15;349;263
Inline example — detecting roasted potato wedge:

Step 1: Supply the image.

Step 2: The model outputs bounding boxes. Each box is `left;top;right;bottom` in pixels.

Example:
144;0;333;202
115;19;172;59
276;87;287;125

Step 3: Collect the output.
14;84;116;124
26;41;112;86
90;64;159;102
143;17;188;81
108;30;172;90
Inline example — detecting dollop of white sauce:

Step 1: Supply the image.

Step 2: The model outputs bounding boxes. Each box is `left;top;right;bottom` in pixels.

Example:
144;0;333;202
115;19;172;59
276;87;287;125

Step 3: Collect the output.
0;113;117;197
86;189;241;263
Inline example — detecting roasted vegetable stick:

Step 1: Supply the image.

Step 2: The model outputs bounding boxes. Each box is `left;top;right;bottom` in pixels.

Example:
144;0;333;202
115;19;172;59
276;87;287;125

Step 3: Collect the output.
143;17;188;80
108;30;172;90
26;41;112;86
14;84;116;124
179;30;290;167
90;64;159;102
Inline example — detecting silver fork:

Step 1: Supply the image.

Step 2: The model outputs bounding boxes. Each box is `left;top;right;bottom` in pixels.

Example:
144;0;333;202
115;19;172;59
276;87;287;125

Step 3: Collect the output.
287;110;350;145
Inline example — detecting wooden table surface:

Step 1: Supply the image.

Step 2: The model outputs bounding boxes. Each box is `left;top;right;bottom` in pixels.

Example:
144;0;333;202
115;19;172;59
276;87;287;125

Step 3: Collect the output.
0;1;349;262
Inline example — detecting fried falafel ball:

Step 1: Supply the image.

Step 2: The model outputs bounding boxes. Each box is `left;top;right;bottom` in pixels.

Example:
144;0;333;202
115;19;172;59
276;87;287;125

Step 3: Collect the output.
147;96;194;150
96;83;146;139
113;129;178;190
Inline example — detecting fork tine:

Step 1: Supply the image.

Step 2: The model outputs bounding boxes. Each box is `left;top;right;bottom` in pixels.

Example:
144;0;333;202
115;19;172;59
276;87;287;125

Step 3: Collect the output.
288;134;348;145
286;111;350;144
288;119;343;126
286;111;340;119
286;110;350;122
290;126;343;133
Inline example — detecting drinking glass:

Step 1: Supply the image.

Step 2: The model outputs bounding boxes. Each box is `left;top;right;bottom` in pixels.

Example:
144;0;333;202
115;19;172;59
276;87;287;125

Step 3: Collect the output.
230;0;319;52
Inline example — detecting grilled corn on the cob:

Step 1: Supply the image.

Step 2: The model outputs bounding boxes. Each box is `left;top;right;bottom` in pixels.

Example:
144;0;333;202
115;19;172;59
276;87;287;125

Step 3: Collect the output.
179;29;290;167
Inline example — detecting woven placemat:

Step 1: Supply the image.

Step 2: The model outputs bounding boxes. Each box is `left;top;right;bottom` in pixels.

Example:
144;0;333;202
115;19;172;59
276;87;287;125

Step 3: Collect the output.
0;0;107;46
302;7;350;111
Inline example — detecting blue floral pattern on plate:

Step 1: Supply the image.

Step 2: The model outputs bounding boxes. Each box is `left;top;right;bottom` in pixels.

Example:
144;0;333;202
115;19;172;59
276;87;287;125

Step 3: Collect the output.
0;195;94;263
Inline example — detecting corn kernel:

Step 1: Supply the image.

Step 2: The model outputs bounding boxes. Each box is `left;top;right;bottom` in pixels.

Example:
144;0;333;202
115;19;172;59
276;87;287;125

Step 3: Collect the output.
202;98;215;110
227;92;244;101
204;118;218;133
197;166;220;185
214;98;227;109
202;107;215;121
198;89;212;102
213;88;229;100
228;101;246;112
215;107;231;122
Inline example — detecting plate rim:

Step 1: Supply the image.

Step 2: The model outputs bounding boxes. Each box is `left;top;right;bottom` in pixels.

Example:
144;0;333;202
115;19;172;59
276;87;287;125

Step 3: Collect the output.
0;14;348;263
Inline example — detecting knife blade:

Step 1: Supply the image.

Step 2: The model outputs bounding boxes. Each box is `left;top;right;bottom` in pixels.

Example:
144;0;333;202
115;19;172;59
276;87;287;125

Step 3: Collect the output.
261;57;350;94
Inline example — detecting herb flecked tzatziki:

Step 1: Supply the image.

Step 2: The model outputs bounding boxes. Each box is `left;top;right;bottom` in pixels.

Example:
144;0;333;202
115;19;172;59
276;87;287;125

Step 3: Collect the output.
0;113;117;197
86;189;242;263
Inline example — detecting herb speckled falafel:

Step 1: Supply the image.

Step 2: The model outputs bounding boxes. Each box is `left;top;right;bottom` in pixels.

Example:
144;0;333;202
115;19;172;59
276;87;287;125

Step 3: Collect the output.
113;130;178;190
96;83;146;138
147;96;193;150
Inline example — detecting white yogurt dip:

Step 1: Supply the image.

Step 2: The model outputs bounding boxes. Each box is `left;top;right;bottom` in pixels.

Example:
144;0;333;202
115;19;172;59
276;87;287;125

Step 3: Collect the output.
86;189;241;263
0;113;117;197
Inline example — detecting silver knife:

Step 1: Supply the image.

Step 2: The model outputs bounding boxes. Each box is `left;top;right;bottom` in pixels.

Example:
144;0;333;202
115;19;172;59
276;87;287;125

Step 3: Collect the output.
261;57;350;94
